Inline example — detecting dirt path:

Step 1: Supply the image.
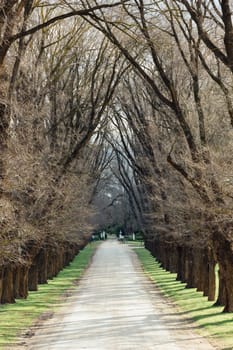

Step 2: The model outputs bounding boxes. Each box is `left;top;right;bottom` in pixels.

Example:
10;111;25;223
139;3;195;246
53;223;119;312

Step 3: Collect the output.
21;240;217;349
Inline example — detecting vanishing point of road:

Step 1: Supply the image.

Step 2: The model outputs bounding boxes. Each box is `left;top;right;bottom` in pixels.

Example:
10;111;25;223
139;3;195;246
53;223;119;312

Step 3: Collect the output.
24;240;216;350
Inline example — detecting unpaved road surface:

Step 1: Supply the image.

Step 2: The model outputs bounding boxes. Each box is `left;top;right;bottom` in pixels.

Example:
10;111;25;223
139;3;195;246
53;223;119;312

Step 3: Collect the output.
21;240;217;349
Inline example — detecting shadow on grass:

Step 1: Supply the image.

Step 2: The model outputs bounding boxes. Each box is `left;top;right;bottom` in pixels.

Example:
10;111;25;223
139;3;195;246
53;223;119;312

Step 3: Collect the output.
0;243;99;347
135;247;233;347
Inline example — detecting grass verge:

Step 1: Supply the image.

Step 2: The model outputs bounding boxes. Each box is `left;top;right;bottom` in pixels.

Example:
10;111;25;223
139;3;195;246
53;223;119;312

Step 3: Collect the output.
0;242;99;349
133;244;233;349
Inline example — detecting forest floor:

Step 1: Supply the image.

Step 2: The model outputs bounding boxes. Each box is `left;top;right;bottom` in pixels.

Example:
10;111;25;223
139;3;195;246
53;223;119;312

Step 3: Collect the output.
11;240;221;350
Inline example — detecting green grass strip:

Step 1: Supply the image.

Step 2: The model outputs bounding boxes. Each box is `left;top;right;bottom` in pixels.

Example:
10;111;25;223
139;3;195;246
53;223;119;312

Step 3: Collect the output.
0;242;99;349
134;244;233;349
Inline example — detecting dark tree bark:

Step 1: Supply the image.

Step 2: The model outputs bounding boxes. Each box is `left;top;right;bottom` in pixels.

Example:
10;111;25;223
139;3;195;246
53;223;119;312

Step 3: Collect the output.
1;267;15;304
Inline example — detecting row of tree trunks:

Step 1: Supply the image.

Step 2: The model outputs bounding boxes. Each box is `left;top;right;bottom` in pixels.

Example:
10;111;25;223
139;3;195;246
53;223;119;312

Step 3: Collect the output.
0;265;28;303
0;239;87;304
28;241;83;293
144;238;217;302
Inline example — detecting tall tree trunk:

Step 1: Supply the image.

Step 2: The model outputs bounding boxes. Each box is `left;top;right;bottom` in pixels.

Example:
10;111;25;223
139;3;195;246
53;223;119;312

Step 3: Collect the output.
0;268;3;301
213;228;233;312
176;246;183;281
28;263;38;291
1;266;15;303
207;248;216;302
14;265;28;299
37;248;48;284
214;265;226;307
194;249;205;292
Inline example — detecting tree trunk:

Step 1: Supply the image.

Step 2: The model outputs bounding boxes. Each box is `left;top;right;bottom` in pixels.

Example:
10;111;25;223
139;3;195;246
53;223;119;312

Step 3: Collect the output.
213;229;233;312
0;268;3;301
13;266;21;298
183;248;189;284
214;265;226;306
170;245;178;273
1;266;15;303
193;249;205;292
186;249;195;288
14;265;28;299
207;248;216;302
37;248;48;284
176;246;183;281
28;263;38;291
222;259;233;312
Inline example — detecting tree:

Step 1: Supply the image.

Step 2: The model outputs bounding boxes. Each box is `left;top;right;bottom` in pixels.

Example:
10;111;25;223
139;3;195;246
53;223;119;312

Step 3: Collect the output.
0;5;128;302
82;0;233;311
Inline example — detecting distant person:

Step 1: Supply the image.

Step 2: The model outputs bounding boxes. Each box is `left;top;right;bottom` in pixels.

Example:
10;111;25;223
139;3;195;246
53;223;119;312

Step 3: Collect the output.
119;230;125;243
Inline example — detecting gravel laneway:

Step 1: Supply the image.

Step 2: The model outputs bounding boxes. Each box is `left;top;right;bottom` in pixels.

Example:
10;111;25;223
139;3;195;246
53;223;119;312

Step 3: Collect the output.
24;240;217;350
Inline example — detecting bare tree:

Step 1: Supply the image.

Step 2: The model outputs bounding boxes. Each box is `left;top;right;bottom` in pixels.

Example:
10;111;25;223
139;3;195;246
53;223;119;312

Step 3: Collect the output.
81;0;233;311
